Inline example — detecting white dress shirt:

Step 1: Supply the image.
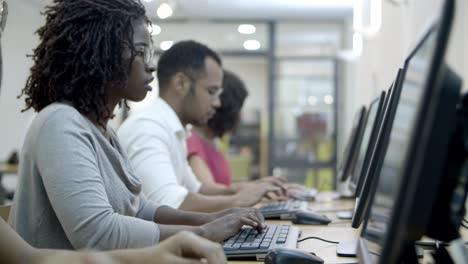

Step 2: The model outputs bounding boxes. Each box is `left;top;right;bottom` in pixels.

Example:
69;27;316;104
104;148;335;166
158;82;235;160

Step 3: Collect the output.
118;98;202;208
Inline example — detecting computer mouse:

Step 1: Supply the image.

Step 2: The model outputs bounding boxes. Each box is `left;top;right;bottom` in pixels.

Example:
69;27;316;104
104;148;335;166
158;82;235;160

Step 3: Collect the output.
264;248;324;264
292;210;331;225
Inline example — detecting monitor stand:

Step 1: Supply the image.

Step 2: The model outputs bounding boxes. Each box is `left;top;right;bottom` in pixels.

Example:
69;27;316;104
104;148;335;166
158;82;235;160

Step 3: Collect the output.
336;210;353;219
336;241;358;257
336;241;424;258
329;191;355;200
335;193;355;200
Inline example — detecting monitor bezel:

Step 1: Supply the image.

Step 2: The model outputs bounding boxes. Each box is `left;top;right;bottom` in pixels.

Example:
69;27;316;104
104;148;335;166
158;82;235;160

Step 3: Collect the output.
338;106;368;182
351;68;406;229
348;91;386;194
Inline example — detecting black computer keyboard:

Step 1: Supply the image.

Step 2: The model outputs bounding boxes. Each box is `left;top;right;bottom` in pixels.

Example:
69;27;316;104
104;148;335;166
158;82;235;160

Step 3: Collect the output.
222;224;300;260
224;225;288;250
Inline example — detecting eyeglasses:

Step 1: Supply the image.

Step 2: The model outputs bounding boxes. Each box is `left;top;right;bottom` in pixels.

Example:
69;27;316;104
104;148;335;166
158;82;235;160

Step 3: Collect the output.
135;45;153;65
0;1;8;35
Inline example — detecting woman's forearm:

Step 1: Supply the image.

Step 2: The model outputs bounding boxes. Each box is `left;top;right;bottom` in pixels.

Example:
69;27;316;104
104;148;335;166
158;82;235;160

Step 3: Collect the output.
158;224;204;241
154;206;214;226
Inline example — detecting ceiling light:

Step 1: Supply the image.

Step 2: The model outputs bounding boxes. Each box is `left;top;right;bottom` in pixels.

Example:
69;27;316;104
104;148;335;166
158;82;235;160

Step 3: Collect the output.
243;40;261;51
238;24;256;34
307;96;318;106
157;3;173;19
324;95;334;105
160;40;174;51
148;24;161;35
143;0;154;2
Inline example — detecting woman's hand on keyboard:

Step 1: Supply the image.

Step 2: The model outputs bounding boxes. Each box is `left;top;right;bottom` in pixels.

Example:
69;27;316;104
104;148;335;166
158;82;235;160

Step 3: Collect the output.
214;207;265;222
201;208;266;242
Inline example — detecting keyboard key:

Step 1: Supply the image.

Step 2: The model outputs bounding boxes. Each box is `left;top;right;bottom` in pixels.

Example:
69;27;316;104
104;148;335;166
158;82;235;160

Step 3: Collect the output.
237;236;247;243
225;238;237;244
245;235;256;242
240;243;259;250
277;237;287;244
254;238;263;243
224;243;241;251
260;241;271;249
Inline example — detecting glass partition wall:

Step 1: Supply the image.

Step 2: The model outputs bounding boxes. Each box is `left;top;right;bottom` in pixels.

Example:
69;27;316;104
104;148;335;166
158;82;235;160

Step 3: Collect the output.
271;58;338;190
269;23;341;190
123;21;344;190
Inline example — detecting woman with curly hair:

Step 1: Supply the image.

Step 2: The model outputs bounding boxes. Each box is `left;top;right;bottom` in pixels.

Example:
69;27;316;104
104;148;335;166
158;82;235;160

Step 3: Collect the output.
9;0;264;251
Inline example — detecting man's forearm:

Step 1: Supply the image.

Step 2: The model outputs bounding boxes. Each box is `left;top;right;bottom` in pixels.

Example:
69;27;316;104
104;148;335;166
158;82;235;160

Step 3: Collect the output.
179;192;239;213
199;183;236;195
154;206;213;225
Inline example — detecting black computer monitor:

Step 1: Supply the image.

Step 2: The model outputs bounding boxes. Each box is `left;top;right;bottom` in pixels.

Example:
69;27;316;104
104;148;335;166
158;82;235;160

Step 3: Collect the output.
357;0;460;262
338;106;367;182
348;92;386;195
351;68;406;229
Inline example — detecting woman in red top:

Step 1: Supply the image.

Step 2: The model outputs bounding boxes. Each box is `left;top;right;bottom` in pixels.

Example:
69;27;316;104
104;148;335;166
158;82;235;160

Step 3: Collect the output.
187;70;288;194
187;70;245;186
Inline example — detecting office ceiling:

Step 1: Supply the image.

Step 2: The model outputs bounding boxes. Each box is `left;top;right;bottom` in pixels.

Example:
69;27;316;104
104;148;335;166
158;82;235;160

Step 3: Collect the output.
27;0;353;20
152;22;343;55
144;0;353;21
23;0;351;54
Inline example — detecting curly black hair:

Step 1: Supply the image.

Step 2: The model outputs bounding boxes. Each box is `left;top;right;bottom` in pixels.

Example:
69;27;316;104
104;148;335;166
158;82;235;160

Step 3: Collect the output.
157;40;222;92
207;70;248;137
18;0;148;128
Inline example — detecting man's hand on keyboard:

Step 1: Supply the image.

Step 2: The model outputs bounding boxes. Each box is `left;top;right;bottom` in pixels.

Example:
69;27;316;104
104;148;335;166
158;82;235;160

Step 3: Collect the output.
285;183;308;196
201;208;266;242
233;183;282;207
264;190;289;202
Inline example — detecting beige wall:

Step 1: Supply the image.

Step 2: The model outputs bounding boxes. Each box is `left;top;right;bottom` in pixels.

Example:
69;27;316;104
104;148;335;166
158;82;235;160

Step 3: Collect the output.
352;0;466;115
0;0;43;159
335;0;466;170
223;57;268;124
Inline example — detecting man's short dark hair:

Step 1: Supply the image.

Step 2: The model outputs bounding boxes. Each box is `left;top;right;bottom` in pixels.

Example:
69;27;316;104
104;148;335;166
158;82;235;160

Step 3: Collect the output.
208;70;248;137
157;40;222;90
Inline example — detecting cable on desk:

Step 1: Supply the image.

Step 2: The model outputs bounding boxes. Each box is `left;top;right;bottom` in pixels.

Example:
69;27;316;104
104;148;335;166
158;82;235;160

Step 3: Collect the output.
461;222;468;229
415;241;449;249
415;240;468;249
297;236;339;244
